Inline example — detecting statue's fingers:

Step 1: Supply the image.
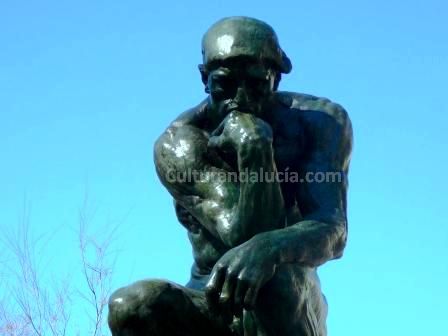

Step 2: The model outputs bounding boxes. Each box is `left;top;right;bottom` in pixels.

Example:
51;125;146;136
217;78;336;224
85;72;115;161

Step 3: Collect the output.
210;117;227;137
233;277;249;317
243;282;261;311
219;270;237;311
205;266;226;306
208;135;226;148
208;135;235;154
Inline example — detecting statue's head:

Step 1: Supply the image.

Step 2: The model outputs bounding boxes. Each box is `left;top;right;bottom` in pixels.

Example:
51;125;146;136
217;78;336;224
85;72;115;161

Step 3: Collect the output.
199;16;291;118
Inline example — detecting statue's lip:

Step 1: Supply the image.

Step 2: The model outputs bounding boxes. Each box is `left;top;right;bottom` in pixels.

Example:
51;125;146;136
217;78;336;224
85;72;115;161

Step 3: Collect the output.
227;105;253;114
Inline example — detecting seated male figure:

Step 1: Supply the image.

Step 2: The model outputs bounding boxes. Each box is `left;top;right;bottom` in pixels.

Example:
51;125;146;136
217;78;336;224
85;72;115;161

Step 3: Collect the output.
108;16;353;336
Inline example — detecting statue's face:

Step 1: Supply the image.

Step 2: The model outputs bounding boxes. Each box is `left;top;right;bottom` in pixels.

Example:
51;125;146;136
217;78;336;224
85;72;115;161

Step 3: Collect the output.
205;59;277;120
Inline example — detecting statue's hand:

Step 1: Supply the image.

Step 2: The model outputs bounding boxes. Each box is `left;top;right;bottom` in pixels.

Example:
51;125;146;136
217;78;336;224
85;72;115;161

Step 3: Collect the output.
208;111;273;154
205;234;278;318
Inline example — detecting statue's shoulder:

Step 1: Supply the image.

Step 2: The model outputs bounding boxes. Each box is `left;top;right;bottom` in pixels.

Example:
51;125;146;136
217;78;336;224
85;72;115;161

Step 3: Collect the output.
154;99;210;175
275;91;353;163
154;99;208;150
275;91;351;129
154;99;209;159
169;99;209;129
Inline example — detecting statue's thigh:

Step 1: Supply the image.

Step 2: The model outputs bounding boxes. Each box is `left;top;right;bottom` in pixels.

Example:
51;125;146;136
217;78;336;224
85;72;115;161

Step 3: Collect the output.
108;279;232;336
248;265;328;336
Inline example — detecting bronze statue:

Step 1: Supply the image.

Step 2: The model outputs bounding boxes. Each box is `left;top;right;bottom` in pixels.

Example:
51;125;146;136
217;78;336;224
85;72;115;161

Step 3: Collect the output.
108;16;353;336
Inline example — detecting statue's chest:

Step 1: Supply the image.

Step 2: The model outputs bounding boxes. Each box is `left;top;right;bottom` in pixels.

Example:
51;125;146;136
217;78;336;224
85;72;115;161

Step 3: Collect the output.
272;119;304;172
271;115;305;208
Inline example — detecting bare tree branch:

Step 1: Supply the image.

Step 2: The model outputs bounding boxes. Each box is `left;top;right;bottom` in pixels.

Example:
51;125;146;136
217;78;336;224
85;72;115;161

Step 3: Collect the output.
1;192;121;335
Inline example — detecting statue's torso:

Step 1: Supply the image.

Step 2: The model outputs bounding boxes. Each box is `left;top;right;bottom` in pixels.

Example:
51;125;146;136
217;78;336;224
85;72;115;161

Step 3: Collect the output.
170;92;346;286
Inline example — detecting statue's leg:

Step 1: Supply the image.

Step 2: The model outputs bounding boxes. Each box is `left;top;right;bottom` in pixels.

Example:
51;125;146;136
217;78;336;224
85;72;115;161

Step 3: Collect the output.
246;265;327;336
108;279;234;336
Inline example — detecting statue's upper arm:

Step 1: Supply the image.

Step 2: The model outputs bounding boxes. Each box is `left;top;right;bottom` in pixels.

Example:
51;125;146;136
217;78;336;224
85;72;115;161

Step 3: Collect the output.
154;124;208;198
154;123;240;242
296;101;353;222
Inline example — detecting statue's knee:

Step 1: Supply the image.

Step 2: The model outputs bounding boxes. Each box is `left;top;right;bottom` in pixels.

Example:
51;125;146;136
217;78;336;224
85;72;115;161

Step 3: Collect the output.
255;266;326;334
108;279;175;331
257;265;309;310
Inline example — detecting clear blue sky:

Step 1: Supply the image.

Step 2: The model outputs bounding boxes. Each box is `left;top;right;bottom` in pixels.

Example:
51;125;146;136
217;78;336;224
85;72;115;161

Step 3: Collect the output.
1;0;447;334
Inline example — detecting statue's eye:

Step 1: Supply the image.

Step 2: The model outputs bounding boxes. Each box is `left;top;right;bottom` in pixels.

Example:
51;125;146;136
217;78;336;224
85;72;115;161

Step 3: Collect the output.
214;76;233;89
247;77;270;92
210;76;236;98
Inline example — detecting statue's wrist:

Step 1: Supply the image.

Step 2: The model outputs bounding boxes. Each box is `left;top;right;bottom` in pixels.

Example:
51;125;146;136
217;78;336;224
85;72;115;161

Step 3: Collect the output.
237;138;273;167
251;230;283;265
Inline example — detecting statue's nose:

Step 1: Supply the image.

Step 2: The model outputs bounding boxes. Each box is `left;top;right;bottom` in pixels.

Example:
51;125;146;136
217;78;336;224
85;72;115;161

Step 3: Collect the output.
234;87;249;107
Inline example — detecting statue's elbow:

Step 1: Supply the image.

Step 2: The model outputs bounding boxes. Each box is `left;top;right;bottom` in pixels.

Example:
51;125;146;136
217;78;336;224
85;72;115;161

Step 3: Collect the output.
220;223;255;248
222;230;247;248
332;222;348;260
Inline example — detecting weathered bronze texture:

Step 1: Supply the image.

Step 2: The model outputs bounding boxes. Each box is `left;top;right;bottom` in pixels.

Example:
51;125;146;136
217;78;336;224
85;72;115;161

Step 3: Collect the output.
108;16;353;336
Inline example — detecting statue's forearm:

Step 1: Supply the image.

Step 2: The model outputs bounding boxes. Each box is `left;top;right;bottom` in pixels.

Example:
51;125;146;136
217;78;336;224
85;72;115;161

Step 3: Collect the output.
169;137;284;248
255;218;347;268
226;139;285;246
